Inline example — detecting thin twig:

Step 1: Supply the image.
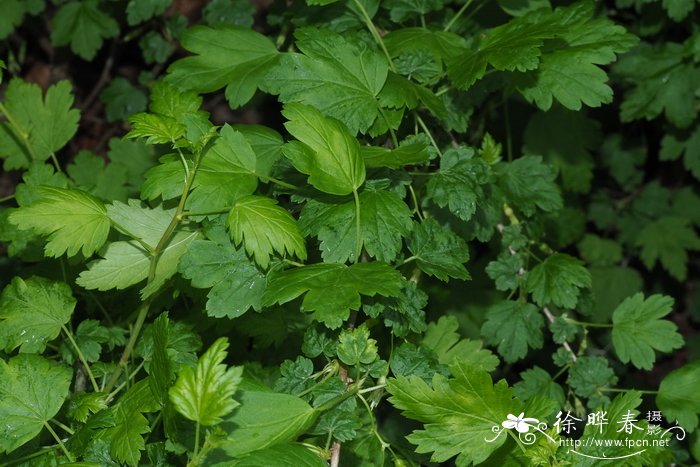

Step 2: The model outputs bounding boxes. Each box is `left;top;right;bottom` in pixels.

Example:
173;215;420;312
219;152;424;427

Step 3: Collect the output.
330;441;341;467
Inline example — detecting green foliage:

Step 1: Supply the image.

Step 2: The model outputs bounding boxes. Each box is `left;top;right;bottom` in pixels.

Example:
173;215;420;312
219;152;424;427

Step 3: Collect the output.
169;337;243;425
0;354;72;454
0;0;697;465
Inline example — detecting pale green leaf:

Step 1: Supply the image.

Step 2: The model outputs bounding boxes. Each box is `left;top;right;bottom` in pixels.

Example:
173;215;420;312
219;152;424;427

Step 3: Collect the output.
337;326;378;366
227;195;307;268
169;337;243;426
0;276;75;353
282;103;365;195
221;391;317;457
77;230;199;297
9;186;110;257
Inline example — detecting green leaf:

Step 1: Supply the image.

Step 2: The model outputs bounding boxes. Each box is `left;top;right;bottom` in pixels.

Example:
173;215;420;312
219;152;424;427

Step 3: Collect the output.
0;79;80;170
282;103;365;195
67;392;109;423
422;316;499;371
263;262;403;328
126;0;171;25
59;319;112;364
661;127;700;181
203;0;254;27
635;216;700;281
166;25;279;108
263;28;388;134
0;276;74;353
567;355;618;407
184;124;260;211
611;293;684;370
523;106;601;193
482;301;544;363
427;149;490;222
234;443;326;467
662;0;698;20
170;337;243;426
526;253;591;308
337;326;378;366
67;151;129;202
384;0;444;22
221;391;317;457
179;238;266;318
100;78;147;123
102;378;159;466
126;113;185;144
497;155;562;215
577;234;622;267
50;0;119;60
407;218;470;281
299;189;412;263
387;359;520;465
657;361;700;432
615;42;698;129
9;186;110;257
0;354;72;454
486;253;524;291
77;201;199;296
513;366;565;407
361;136;431;169
514;2;637;110
227;195;307;269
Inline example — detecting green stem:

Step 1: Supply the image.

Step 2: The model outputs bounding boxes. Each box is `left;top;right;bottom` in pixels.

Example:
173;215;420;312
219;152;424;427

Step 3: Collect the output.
444;0;474;32
416;114;443;158
104;301;151;393
358;383;387;394
181;208;231;217
49;153;62;173
503;96;513;162
378;107;399;147
0;101;36;163
61;325;99;393
42;421;74;462
0;445;60;467
106;361;146;401
193;421;201;459
565;318;612;328
351;0;396;72
601;388;658;395
400;256;417;266
110;220;154;254
0;193;15;203
51;419;75;436
407;185;424;220
260;175;300;191
352;189;362;263
316;384;360;413
105;147;202;394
